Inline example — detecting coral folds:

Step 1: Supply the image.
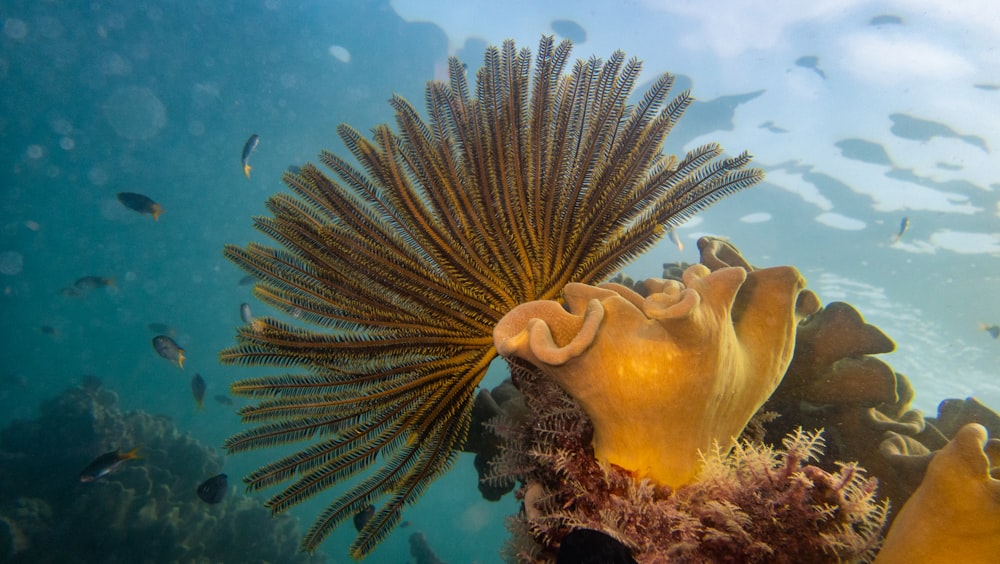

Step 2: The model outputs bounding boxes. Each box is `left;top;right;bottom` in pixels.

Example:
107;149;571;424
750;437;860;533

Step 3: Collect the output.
874;423;1000;564
494;238;818;486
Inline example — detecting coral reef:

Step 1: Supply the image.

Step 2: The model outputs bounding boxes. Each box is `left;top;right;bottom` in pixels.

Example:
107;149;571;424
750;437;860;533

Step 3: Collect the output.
464;380;531;501
489;362;887;563
758;299;1000;526
494;237;819;486
0;382;322;563
874;423;1000;564
221;36;763;556
479;237;1000;561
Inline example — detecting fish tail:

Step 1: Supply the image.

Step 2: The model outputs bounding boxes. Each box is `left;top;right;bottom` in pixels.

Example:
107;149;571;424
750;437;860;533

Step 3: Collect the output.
178;349;186;369
152;204;163;221
244;164;252;179
122;445;142;460
980;323;989;331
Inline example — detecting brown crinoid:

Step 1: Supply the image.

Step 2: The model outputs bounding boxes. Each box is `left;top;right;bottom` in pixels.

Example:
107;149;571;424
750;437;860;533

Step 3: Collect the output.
220;36;763;558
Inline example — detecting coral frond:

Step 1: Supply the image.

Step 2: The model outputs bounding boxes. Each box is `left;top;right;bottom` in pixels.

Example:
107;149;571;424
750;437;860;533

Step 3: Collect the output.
222;36;760;557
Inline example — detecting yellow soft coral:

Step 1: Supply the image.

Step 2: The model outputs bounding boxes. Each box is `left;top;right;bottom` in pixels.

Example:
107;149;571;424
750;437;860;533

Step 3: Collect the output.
494;262;817;487
875;423;1000;564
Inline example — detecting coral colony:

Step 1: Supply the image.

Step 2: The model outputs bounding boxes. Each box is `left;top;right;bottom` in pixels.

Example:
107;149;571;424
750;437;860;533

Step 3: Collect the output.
218;36;1000;561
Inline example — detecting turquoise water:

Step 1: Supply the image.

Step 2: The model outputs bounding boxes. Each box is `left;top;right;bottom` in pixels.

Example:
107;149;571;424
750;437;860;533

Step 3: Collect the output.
2;1;998;562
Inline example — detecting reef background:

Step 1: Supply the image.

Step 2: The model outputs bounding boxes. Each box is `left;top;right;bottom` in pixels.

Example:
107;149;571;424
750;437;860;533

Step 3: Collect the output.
2;0;998;561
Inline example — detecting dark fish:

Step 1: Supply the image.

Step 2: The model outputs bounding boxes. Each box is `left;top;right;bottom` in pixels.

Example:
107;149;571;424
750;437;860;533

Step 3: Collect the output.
116;192;163;221
213;394;233;406
980;323;1000;339
191;373;206;409
152;335;186;369
353;504;375;532
79;446;141;482
891;216;910;243
556;529;638;564
237;274;255;286
242;134;260;179
196;473;228;504
74;276;115;290
40;325;57;335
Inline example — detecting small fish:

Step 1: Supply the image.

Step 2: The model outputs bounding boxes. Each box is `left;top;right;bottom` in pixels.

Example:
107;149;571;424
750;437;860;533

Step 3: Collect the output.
191;373;206;409
79;446;141;482
667;228;684;252
353;504;375;532
240;302;253;324
59;287;83;298
152;335;186;369
891;216;910;243
196;473;228;504
74;276;115;290
237;274;256;286
40;325;57;335
240;302;264;333
213;394;234;406
116;192;163;221
979;323;1000;339
241;134;260;179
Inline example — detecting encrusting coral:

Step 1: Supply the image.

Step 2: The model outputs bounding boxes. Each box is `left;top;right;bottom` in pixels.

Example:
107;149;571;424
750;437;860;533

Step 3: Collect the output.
488;361;887;563
874;423;1000;564
494;237;820;486
0;381;322;563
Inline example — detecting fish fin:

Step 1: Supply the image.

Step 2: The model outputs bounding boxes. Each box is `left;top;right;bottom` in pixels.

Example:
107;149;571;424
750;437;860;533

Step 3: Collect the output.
151;204;163;221
178;349;186;369
122;445;142;460
244;164;252;179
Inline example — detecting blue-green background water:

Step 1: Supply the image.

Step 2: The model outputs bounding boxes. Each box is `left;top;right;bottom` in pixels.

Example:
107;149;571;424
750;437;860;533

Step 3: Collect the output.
2;1;998;562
